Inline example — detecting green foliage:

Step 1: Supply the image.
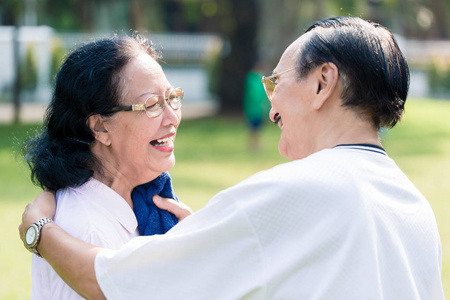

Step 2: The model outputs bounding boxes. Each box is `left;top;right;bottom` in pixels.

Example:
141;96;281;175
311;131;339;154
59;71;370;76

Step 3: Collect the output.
204;48;222;95
382;99;450;296
428;56;450;95
19;44;38;90
0;123;42;300
49;37;67;84
1;99;450;298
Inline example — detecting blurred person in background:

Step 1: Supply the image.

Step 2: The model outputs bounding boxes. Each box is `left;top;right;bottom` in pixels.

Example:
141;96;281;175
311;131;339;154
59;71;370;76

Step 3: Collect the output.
19;17;444;299
21;35;191;299
243;57;270;151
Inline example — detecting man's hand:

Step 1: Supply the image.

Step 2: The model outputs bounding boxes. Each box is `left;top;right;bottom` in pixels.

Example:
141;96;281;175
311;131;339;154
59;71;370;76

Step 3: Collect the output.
19;189;56;246
153;195;193;221
18;189;104;299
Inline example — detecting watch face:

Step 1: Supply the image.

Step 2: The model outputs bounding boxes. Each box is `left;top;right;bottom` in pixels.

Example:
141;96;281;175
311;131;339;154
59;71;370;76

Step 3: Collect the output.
25;225;38;246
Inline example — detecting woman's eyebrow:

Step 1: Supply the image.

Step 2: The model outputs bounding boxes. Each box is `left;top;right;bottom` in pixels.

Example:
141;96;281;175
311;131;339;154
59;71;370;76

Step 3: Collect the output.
138;86;174;99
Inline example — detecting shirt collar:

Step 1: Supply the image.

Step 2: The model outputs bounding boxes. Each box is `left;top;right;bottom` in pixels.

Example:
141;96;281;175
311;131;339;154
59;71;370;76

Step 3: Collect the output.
78;178;138;234
333;143;387;156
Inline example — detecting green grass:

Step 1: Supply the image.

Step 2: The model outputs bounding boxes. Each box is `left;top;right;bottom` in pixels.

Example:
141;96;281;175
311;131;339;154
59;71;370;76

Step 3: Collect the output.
382;99;450;296
1;99;449;298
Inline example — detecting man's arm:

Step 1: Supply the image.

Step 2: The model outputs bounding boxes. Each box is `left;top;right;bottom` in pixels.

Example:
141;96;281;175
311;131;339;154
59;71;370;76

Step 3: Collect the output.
19;190;192;300
19;189;105;299
38;223;104;299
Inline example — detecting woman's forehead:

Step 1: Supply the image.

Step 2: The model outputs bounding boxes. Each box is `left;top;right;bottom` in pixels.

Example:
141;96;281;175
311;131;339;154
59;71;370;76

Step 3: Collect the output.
119;56;170;104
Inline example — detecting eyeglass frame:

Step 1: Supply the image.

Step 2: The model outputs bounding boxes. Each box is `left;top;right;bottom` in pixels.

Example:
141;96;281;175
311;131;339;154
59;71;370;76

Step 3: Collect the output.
261;61;325;100
107;87;184;118
261;67;296;100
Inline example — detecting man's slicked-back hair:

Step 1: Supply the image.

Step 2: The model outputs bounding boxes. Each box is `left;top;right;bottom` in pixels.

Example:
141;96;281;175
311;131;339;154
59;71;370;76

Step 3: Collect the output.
23;33;160;190
296;16;409;129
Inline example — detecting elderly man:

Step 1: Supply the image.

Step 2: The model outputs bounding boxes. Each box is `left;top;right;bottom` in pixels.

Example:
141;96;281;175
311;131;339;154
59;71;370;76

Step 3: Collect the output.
20;17;444;299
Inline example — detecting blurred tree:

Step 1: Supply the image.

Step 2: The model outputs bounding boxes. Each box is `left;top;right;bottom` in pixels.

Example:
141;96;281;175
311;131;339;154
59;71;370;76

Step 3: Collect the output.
2;0;449;118
129;0;145;31
19;43;38;90
428;0;449;38
0;0;23;26
257;0;302;68
216;0;258;114
42;0;94;31
1;1;22;122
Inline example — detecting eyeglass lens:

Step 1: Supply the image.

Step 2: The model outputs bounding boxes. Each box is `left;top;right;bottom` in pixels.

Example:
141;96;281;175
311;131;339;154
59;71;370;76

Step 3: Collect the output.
144;88;183;118
263;78;275;99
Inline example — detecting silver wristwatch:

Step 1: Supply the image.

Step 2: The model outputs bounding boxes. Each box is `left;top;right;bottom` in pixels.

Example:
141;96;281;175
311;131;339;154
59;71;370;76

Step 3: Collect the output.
25;218;53;257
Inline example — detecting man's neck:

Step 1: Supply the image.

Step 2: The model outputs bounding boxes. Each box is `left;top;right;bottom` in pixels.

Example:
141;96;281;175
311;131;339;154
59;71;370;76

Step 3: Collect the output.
316;109;382;152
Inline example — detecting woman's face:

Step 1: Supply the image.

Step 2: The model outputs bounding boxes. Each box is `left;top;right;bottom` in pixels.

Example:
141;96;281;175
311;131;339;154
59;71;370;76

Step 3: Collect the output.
106;52;181;186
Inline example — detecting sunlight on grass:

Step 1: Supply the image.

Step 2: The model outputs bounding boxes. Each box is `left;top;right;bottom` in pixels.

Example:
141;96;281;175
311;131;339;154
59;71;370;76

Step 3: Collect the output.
383;99;450;295
0;203;32;300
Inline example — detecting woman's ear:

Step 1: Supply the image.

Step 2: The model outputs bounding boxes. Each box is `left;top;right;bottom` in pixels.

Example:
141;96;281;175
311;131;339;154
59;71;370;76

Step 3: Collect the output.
312;62;339;110
86;114;112;146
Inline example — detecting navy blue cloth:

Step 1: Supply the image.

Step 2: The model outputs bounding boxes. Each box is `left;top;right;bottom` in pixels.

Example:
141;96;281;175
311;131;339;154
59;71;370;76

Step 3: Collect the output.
131;172;179;236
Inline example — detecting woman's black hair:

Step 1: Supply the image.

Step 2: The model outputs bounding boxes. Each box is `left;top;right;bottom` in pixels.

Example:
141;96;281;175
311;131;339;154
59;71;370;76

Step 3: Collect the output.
296;16;409;129
23;34;160;190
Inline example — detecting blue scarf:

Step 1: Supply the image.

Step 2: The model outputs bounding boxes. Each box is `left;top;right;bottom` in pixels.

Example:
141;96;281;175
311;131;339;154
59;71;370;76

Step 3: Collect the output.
131;172;179;236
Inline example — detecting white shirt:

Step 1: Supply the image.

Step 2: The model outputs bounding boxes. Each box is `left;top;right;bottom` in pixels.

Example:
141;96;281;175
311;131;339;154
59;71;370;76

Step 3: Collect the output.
96;145;444;300
31;178;139;300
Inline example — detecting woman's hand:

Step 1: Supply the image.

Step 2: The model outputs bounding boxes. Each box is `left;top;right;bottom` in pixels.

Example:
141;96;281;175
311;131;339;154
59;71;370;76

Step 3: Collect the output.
153;195;193;221
18;189;57;245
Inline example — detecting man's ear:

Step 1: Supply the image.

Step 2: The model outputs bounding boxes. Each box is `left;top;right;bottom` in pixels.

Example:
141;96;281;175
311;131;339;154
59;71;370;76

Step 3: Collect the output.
312;62;339;110
86;114;112;146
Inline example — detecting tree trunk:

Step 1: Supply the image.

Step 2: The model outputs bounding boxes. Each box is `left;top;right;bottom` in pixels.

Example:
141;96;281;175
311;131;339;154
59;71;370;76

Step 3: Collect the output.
257;0;302;67
218;0;258;114
76;0;93;32
129;0;146;32
13;27;21;124
428;0;449;39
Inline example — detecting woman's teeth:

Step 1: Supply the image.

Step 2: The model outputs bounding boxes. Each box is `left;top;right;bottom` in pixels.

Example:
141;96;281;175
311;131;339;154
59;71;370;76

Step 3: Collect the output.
153;136;174;146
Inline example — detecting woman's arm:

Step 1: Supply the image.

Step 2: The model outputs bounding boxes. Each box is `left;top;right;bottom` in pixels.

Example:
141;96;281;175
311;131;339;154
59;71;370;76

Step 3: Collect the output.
19;191;192;299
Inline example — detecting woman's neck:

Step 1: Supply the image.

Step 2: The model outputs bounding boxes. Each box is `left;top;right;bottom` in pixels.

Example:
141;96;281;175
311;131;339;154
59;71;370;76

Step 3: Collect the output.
92;167;135;209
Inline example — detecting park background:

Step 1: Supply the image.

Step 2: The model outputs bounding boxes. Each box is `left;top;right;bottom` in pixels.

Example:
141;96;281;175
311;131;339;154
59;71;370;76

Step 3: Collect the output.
0;0;449;299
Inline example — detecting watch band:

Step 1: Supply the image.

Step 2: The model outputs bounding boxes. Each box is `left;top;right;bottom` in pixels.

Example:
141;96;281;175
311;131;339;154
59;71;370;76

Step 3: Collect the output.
26;217;53;257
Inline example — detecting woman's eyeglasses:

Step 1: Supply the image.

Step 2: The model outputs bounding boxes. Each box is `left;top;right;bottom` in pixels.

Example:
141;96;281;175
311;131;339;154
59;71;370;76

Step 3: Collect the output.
108;87;184;118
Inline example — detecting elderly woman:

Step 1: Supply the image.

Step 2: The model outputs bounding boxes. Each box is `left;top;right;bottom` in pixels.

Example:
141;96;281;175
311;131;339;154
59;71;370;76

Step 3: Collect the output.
23;35;189;299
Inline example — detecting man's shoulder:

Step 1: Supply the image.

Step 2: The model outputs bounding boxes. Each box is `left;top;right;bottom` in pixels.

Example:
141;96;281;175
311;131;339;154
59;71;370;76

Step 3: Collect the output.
219;149;345;206
219;147;377;216
245;148;344;184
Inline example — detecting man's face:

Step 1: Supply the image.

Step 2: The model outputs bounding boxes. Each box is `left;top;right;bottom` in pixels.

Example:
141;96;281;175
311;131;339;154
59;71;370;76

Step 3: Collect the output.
269;34;319;160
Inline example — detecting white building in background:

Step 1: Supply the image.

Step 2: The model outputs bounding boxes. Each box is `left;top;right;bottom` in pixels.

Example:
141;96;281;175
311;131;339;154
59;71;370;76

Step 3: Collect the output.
0;26;53;103
1;26;449;123
0;27;221;120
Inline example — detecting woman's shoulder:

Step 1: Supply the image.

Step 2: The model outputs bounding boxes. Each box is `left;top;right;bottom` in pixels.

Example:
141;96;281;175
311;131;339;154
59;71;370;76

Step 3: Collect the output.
54;179;138;247
54;185;104;236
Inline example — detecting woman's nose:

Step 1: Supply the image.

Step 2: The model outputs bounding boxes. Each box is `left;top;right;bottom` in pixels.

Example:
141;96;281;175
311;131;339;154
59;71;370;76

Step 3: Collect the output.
161;103;181;127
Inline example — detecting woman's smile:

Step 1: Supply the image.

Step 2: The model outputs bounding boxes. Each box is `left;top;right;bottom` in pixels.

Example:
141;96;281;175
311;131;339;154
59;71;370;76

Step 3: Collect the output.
150;133;176;152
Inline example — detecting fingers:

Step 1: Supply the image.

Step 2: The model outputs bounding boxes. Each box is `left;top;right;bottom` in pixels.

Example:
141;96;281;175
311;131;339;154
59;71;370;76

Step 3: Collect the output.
19;189;57;244
153;195;193;221
18;203;30;245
